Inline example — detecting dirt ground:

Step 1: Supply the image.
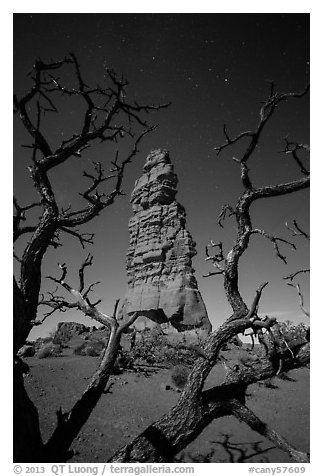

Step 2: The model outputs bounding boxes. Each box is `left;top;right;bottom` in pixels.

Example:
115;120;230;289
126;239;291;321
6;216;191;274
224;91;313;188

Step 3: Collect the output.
23;355;310;463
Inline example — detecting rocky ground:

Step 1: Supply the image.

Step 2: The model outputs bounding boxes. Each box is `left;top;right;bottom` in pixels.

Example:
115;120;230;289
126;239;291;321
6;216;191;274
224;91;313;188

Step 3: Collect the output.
23;352;310;463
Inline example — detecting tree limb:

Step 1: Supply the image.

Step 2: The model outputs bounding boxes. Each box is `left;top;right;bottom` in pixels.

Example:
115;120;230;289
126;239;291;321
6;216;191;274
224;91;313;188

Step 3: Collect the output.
285;220;310;240
286;282;310;318
252;228;296;264
109;337;309;462
283;269;310;281
14;54;166;353
280;137;310;176
41;262;138;461
208;85;309;316
229;400;309;462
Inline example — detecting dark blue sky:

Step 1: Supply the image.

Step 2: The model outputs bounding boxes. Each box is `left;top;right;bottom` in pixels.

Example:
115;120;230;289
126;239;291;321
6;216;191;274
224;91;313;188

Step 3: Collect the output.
13;13;310;338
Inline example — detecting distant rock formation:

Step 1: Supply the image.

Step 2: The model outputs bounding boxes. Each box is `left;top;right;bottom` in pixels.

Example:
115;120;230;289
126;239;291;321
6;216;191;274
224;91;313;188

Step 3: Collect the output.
54;322;90;342
118;149;212;337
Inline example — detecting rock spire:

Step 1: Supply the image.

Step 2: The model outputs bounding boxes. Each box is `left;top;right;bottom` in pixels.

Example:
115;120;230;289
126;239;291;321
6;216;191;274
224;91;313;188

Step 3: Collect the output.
118;149;211;336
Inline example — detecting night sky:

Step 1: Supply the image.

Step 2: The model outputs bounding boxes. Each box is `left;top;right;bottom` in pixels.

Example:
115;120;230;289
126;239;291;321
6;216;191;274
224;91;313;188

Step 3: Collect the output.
13;13;310;339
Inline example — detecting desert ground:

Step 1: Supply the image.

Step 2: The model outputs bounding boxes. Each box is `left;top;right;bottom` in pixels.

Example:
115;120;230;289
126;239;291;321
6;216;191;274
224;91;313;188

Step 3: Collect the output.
23;350;309;463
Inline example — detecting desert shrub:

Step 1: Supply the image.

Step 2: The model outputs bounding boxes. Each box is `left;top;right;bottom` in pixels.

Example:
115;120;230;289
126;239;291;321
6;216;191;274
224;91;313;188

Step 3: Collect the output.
170;365;190;390
170;343;196;366
110;361;123;375
117;349;134;370
128;335;197;367
87;339;105;356
74;342;87;355
271;321;309;344
59;343;70;349
85;346;100;357
130;333;157;364
162;346;177;364
149;327;167;345
91;338;106;350
74;339;105;357
125;327;207;367
37;343;62;359
37;345;53;359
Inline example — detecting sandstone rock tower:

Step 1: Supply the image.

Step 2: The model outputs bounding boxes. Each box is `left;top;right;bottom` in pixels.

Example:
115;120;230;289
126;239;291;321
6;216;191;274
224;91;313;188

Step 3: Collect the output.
119;149;212;336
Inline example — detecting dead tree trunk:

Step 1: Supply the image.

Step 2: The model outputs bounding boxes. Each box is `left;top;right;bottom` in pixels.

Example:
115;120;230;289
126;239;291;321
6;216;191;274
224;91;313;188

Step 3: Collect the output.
13;54;166;462
109;84;310;463
109;339;309;462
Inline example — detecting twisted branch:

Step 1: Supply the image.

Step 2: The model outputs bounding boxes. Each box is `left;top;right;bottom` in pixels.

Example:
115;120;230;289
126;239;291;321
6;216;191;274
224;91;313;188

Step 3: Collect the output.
280;138;310;176
252;229;296;264
204;241;225;277
13;196;40;242
285;220;310;240
41;258;139;461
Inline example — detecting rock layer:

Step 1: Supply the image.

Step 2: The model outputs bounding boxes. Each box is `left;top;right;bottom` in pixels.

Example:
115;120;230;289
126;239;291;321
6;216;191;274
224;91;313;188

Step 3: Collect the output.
119;149;211;335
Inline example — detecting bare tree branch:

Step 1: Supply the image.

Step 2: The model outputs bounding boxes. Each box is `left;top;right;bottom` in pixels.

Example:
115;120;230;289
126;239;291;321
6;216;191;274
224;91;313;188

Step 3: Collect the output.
203;270;224;278
110;332;309;462
285;220;310;240
113;299;120;319
78;253;93;293
13;53;170;463
217;204;236;228
214;124;254;156
13;196;41;242
39;259;139;461
283;269;310;281
286;282;310;318
214;85;309;190
280;137;310;176
14;54;167;357
230;400;309;463
59;126;158;229
252;228;296;264
58;227;94;248
204;241;225;277
245;282;269;320
207;85;309;317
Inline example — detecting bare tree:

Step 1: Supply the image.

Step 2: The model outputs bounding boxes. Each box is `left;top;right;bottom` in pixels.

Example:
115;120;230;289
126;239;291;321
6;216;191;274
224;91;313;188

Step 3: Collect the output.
107;84;310;463
14;58;309;463
39;257;139;461
13;54;168;462
284;220;310;319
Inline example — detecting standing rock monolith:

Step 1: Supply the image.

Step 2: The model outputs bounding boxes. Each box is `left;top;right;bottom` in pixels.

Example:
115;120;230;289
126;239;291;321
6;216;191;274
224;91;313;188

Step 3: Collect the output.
118;149;212;339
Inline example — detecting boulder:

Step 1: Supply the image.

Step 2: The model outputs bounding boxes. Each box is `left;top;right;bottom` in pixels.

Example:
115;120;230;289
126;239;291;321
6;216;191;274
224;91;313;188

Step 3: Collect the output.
54;322;90;342
17;344;35;358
